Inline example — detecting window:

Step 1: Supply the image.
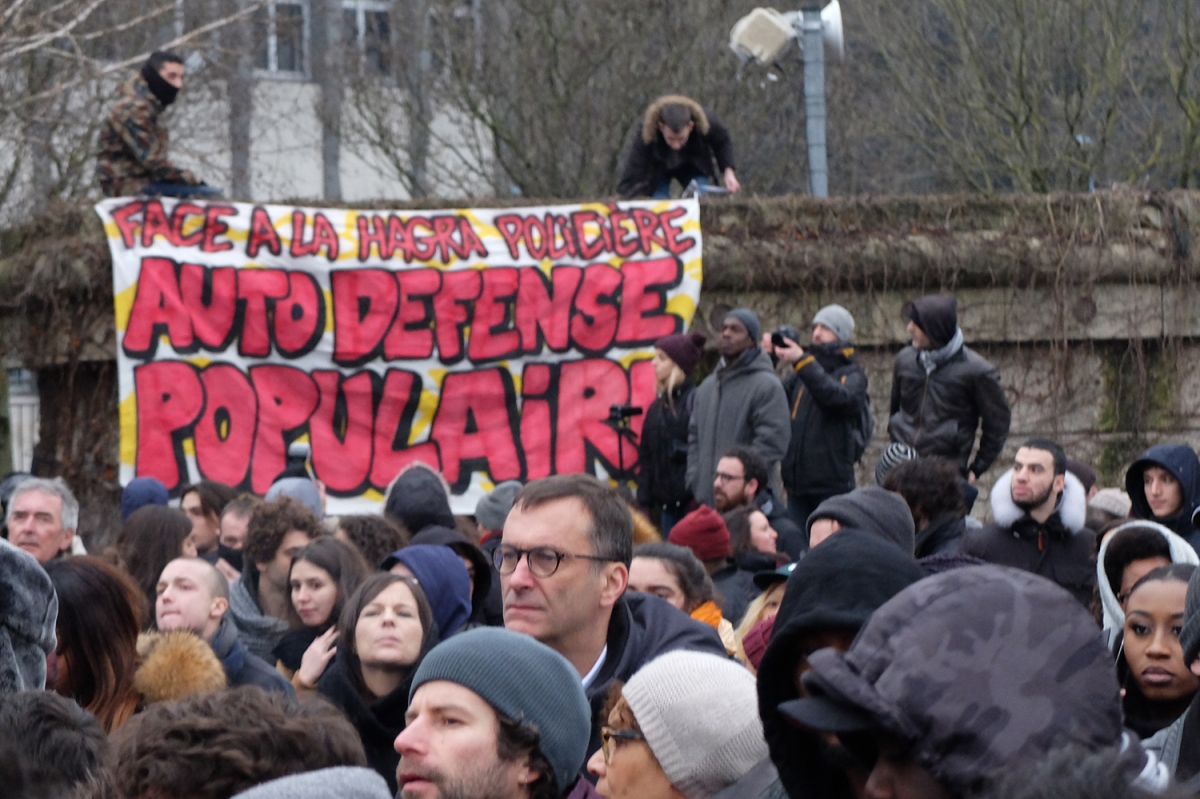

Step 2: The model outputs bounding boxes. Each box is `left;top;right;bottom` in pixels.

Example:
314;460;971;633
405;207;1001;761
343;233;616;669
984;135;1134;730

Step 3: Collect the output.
254;1;308;75
343;1;392;75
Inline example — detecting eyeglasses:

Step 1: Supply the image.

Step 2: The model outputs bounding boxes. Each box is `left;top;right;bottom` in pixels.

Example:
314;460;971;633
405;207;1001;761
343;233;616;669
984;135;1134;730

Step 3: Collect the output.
714;472;745;484
493;545;616;578
600;726;644;762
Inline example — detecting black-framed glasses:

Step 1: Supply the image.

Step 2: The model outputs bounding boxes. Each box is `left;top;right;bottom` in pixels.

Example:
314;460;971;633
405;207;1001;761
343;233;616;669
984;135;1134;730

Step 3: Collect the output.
493;544;616;577
600;726;644;762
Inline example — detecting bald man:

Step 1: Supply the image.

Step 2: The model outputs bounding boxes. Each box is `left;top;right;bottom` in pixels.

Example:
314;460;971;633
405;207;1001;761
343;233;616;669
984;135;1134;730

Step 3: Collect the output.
156;558;292;695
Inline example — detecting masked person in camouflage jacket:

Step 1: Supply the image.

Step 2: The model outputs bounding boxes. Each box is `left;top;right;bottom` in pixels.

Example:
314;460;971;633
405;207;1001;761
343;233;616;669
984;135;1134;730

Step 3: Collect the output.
96;51;218;199
780;565;1168;798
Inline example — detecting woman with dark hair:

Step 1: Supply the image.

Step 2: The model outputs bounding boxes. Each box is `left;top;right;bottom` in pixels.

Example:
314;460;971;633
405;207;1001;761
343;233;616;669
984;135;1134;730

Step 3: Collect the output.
111;505;193;626
43;557;143;732
316;572;436;793
274;537;370;693
1118;563;1199;738
179;480;238;563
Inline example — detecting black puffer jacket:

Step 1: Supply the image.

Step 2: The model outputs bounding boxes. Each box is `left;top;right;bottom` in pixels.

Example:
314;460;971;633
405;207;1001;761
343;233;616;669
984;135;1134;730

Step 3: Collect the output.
888;345;1010;478
637;380;696;513
781;344;868;499
617;95;735;198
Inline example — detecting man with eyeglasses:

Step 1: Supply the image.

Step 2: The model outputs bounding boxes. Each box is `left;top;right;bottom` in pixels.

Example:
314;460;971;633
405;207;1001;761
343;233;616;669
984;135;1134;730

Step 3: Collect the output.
496;474;725;759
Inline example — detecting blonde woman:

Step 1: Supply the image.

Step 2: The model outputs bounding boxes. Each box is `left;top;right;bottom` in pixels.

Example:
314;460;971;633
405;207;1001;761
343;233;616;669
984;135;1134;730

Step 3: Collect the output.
636;332;707;535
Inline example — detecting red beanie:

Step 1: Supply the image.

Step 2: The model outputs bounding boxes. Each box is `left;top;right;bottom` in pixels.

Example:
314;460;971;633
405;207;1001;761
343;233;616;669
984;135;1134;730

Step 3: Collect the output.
668;505;731;561
742;615;776;670
655;332;707;377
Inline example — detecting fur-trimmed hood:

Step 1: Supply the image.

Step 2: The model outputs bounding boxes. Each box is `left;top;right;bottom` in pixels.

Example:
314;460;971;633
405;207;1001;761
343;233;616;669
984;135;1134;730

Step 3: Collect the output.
135;630;226;704
1097;520;1199;645
641;95;710;144
0;537;57;693
990;468;1088;534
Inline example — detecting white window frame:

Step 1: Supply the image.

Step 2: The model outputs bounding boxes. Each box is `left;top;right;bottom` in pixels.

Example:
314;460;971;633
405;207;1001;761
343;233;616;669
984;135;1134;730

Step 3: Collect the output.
342;0;393;75
254;0;311;80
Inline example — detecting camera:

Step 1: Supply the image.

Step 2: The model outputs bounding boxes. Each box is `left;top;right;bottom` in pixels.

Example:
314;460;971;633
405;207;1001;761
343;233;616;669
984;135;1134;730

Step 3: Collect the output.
608;404;643;423
771;325;800;348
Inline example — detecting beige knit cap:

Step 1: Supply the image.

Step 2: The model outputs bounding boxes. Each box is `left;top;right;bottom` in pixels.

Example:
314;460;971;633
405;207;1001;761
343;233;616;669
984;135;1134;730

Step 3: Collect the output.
622;650;768;799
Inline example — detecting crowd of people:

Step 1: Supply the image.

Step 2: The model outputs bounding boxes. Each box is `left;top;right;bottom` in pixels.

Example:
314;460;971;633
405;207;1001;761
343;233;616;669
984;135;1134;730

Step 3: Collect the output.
7;285;1200;799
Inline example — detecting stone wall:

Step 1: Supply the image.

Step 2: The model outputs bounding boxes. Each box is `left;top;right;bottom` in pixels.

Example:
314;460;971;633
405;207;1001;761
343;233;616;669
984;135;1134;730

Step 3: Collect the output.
1;190;1197;540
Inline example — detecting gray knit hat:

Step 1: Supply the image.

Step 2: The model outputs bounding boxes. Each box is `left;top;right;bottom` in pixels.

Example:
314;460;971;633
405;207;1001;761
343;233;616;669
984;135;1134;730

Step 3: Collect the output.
812;304;854;343
622;650;768;799
474;480;523;532
725;309;762;343
410;628;590;795
1183;565;1200;666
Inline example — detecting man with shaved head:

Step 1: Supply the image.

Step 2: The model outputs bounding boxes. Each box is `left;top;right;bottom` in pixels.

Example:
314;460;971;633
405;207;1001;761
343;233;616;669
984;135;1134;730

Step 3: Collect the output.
156;558;293;695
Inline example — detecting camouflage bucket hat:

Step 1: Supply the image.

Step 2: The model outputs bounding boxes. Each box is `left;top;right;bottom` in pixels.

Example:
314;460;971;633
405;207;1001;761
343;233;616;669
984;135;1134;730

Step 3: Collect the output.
780;566;1123;793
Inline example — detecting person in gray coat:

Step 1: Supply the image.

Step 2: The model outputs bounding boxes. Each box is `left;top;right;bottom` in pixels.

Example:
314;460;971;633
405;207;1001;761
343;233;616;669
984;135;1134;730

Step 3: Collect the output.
687;309;791;508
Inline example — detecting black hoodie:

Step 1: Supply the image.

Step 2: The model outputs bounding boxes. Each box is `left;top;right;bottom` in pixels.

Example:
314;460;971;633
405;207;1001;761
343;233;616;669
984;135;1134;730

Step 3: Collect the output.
1126;443;1200;551
756;532;925;799
408;526;503;627
384;467;455;533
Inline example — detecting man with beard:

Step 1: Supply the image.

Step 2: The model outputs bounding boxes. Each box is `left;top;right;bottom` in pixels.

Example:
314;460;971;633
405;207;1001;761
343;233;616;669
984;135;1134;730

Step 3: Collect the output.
711;445;804;559
395;627;599;799
959;439;1096;604
765;305;870;537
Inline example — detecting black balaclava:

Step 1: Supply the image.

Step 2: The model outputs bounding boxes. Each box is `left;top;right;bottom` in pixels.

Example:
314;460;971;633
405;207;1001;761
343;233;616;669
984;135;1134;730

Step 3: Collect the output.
141;55;180;107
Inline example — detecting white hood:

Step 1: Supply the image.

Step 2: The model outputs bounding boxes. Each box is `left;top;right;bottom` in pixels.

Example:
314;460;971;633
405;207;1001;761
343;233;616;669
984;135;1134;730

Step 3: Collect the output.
1097;520;1200;647
989;468;1088;534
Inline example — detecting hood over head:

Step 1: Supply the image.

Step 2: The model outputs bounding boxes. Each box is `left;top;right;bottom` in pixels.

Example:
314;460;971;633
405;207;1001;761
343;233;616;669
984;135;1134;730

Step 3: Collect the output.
407;526;492;617
121;477;169;521
384;464;456;534
989;467;1089;533
757;532;923;799
806;485;916;554
0;537;57;693
1126;443;1200;527
381;544;472;638
903;294;958;349
641;94;710;144
783;566;1123;796
1097;520;1198;643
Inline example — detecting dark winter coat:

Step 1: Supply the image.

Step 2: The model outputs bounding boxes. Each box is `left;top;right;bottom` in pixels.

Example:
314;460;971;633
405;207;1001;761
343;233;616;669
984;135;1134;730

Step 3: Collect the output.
958;469;1096;605
781;344;868;498
96;74;199;197
710;759;787;799
317;656;415;794
888;344;1011;478
687;348;791;507
1126;443;1200;551
915;512;967;558
757;532;925;799
209;616;294;696
637;380;697;513
712;550;777;626
585;591;727;758
617;95;735;198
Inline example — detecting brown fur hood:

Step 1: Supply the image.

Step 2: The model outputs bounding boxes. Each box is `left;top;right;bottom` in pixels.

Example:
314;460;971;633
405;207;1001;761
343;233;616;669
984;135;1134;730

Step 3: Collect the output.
641;95;710;144
135;630;226;704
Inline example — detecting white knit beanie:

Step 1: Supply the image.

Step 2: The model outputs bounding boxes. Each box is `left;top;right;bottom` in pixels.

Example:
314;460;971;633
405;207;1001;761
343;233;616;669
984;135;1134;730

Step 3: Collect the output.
622;650;768;799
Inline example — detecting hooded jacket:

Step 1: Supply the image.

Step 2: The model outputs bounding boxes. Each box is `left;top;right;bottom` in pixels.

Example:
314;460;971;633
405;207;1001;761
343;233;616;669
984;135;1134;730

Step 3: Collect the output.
794;566;1125;796
1097;520;1199;648
781;343;869;498
232;767;392;799
617;95;736;198
381;544;472;638
805;485;916;554
409;526;503;627
757;532;925;799
0;537;57;693
210;615;295;696
958;469;1096;605
687;348;791;507
585;591;727;759
888;298;1010;478
384;465;456;534
134;629;227;704
96;73;199;197
915;512;967;559
1126;444;1200;550
228;571;290;663
317;656;416;794
637;378;698;513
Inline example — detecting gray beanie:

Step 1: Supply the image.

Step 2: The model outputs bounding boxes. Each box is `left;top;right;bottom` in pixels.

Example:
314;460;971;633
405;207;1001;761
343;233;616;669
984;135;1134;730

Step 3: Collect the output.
265;477;323;517
725;309;762;343
475;480;523;532
623;651;768;799
875;442;918;485
232;767;391;799
1183;565;1200;666
812;304;854;343
807;485;916;555
410;628;590;795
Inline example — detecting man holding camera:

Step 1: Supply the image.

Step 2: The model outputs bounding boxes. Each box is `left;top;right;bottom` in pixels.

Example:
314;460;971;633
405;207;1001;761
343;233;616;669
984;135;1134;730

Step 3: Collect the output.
764;304;869;533
687;309;791;509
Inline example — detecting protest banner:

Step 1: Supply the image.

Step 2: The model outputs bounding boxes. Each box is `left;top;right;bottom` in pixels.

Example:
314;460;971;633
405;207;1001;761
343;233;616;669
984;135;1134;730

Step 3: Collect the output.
95;198;703;514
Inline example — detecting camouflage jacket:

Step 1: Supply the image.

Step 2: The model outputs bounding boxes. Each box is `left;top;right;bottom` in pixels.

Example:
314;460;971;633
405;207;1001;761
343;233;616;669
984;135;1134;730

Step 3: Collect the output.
96;74;197;197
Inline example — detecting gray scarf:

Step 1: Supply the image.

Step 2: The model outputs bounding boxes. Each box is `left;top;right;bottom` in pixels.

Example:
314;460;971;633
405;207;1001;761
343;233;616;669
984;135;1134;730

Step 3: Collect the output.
918;327;964;374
